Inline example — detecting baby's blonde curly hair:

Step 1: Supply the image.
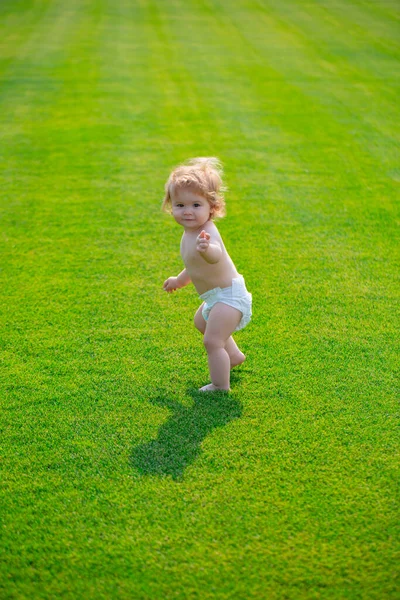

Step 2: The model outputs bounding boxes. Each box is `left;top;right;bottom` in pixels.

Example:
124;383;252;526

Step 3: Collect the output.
162;157;227;218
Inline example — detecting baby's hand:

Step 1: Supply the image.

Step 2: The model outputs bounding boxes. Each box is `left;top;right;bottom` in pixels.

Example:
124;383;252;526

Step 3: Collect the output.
196;230;211;254
163;277;178;293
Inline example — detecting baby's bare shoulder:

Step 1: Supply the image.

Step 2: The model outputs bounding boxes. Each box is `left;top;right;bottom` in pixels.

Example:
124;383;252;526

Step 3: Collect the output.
204;221;223;241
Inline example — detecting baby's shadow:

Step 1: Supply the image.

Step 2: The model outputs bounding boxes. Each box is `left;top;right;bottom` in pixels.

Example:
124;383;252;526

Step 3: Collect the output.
130;390;242;480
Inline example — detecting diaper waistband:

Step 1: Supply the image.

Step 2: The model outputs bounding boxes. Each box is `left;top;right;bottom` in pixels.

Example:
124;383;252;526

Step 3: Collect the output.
200;275;245;302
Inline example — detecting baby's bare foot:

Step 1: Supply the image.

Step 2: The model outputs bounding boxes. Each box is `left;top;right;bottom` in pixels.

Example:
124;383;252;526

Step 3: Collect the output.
199;383;230;392
230;352;246;369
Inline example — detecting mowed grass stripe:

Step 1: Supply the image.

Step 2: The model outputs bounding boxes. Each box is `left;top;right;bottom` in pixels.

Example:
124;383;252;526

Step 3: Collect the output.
0;1;50;72
255;0;400;142
220;0;399;171
1;0;164;407
150;0;398;212
1;1;399;599
320;0;400;47
0;0;83;122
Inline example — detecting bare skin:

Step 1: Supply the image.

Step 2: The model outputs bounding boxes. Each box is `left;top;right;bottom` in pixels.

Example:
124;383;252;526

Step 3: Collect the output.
194;304;246;370
163;187;246;391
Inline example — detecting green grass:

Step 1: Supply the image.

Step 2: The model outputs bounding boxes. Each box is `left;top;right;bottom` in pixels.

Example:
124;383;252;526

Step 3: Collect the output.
1;0;399;598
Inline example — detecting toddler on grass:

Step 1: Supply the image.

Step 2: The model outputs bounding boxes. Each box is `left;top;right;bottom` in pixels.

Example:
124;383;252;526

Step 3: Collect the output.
162;157;252;392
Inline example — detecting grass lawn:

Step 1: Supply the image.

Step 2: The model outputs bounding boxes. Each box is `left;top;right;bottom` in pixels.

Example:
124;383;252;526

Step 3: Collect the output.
1;0;399;598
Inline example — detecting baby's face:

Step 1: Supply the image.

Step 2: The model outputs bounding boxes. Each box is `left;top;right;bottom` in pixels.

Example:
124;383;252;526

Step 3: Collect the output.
171;188;211;231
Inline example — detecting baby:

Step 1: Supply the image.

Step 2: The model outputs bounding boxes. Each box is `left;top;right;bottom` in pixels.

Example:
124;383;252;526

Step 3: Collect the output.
162;157;252;392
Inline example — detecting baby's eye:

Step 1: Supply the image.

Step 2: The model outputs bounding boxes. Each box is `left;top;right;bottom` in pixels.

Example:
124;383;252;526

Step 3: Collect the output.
194;203;201;207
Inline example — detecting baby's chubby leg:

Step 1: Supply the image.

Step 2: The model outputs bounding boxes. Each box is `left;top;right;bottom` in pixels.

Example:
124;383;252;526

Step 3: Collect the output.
199;303;242;391
194;304;245;368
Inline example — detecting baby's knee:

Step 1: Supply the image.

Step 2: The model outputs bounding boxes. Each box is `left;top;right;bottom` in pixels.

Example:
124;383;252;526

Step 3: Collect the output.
203;334;224;352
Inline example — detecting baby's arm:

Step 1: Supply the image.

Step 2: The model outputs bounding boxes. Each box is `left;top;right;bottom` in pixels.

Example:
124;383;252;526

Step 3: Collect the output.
196;231;222;264
163;269;191;293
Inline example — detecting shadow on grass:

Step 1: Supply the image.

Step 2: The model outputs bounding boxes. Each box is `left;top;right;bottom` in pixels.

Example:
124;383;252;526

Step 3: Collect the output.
130;390;242;480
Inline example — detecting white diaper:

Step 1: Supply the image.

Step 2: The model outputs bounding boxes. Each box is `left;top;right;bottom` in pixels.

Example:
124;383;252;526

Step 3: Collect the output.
200;275;252;331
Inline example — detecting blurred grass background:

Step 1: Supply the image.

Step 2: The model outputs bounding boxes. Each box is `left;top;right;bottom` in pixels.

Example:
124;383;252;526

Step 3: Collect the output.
0;0;399;598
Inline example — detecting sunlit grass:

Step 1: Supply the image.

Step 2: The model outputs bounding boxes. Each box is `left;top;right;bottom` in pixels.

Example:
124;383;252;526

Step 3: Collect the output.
0;0;399;598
